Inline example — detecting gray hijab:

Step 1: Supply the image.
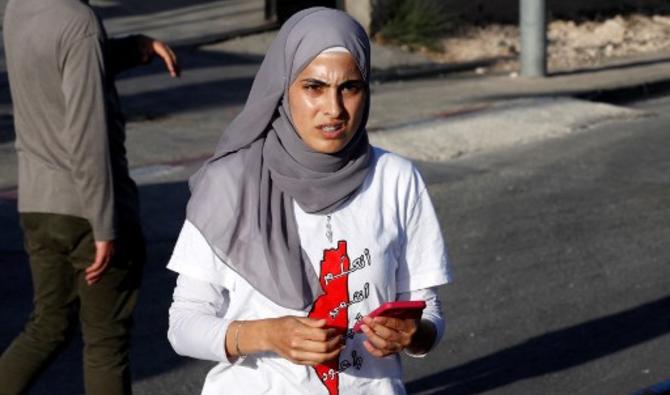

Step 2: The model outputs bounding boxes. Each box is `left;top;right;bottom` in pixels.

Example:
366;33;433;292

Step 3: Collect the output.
186;8;372;310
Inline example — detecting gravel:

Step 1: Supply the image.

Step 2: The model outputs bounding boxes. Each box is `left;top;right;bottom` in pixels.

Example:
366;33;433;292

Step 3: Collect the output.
414;14;670;74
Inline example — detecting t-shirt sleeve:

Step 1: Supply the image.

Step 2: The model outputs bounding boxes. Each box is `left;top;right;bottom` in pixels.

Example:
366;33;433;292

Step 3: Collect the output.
396;173;451;293
167;221;241;364
167;220;234;289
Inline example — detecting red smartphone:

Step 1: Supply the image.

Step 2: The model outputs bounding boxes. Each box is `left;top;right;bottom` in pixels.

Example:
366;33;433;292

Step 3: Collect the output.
353;300;426;333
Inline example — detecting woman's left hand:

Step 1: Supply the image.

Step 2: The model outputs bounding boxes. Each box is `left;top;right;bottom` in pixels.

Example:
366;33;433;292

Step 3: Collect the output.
360;316;418;358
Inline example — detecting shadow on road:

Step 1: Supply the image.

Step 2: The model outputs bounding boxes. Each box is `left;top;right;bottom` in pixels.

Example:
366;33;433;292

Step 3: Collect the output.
117;48;263;120
115;42;264;79
407;295;670;394
550;56;670;78
1;71;9;105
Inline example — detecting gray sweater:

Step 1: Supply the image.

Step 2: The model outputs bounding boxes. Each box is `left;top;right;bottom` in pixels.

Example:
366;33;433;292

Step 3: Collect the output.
3;0;143;240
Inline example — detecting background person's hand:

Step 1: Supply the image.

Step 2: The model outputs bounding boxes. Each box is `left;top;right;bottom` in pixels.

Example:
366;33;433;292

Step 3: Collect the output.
265;317;344;366
85;240;115;285
137;35;180;77
360;315;418;358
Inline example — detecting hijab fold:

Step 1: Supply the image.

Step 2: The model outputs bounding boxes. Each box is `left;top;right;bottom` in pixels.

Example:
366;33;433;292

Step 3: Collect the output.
186;8;372;310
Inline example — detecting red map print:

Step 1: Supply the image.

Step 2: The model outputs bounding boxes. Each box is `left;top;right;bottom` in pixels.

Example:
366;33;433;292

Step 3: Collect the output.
308;240;350;395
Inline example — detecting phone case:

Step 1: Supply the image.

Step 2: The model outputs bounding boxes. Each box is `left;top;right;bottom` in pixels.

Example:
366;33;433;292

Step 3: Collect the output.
352;300;426;333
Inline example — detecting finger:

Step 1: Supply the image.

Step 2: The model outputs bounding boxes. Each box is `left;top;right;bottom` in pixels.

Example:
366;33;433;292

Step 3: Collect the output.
368;318;414;348
366;322;399;341
363;339;386;358
295;318;340;338
85;253;109;276
85;257;110;285
361;324;388;347
300;326;339;343
374;316;418;335
85;272;102;285
296;317;327;328
361;324;401;354
363;317;402;340
153;42;179;77
371;316;405;330
289;347;343;366
295;335;343;354
166;46;181;76
85;244;112;284
85;247;107;274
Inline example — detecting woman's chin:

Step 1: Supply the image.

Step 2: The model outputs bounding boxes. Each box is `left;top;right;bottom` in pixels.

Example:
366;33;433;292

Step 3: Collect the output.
306;131;355;154
310;140;347;154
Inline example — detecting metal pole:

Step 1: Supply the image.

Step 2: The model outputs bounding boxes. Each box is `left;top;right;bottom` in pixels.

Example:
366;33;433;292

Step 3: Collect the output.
520;0;547;77
265;0;277;21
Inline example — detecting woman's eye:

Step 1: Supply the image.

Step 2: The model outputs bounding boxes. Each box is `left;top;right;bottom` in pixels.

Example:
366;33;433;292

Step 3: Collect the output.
341;83;362;94
303;84;322;92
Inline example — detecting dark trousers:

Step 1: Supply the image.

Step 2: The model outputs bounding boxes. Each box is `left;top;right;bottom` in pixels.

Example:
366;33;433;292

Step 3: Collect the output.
0;213;145;395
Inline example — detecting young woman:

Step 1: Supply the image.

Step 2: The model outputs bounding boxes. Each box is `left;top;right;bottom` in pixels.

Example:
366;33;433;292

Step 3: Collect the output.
167;7;450;395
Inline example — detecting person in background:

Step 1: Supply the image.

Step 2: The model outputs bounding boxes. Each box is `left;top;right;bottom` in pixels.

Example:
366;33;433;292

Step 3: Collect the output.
0;0;180;394
167;7;449;395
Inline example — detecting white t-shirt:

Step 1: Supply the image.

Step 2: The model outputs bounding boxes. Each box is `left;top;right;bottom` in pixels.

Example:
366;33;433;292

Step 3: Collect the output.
167;147;450;395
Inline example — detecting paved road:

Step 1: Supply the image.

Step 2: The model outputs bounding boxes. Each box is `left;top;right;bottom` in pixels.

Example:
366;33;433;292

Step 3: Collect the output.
1;93;668;394
402;94;670;394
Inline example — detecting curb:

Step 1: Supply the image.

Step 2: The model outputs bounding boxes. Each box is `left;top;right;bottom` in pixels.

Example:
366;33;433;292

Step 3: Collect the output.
575;79;670;104
169;21;278;49
0;188;17;202
372;58;500;83
368;104;492;133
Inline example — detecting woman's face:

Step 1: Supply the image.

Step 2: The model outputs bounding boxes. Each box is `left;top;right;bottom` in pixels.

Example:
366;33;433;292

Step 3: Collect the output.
288;52;367;154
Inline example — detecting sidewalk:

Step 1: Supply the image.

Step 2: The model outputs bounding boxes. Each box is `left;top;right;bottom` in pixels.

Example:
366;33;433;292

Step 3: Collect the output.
1;0;668;219
96;0;275;47
2;0;670;204
0;0;670;187
1;1;670;193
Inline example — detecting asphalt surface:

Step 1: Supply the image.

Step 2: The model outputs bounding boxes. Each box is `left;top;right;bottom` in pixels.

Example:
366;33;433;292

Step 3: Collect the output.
402;94;670;394
0;93;668;394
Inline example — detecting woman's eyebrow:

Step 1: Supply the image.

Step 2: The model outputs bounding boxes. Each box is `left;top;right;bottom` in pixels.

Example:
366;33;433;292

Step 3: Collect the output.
300;78;328;85
300;78;365;87
340;79;365;86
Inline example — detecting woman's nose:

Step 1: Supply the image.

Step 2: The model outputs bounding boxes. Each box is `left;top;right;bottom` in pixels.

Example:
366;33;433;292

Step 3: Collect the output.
324;90;345;118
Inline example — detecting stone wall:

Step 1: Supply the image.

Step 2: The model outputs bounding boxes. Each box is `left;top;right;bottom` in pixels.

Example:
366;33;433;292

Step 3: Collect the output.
445;0;670;23
344;0;670;33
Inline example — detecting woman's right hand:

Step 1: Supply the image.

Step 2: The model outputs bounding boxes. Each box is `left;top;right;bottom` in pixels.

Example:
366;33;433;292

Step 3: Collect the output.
264;317;344;366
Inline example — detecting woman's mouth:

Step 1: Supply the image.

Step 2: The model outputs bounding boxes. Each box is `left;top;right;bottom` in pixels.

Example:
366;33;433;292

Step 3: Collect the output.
318;122;345;138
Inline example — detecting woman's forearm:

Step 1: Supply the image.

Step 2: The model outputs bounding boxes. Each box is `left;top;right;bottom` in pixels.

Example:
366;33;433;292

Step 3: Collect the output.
224;319;271;359
224;316;343;365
